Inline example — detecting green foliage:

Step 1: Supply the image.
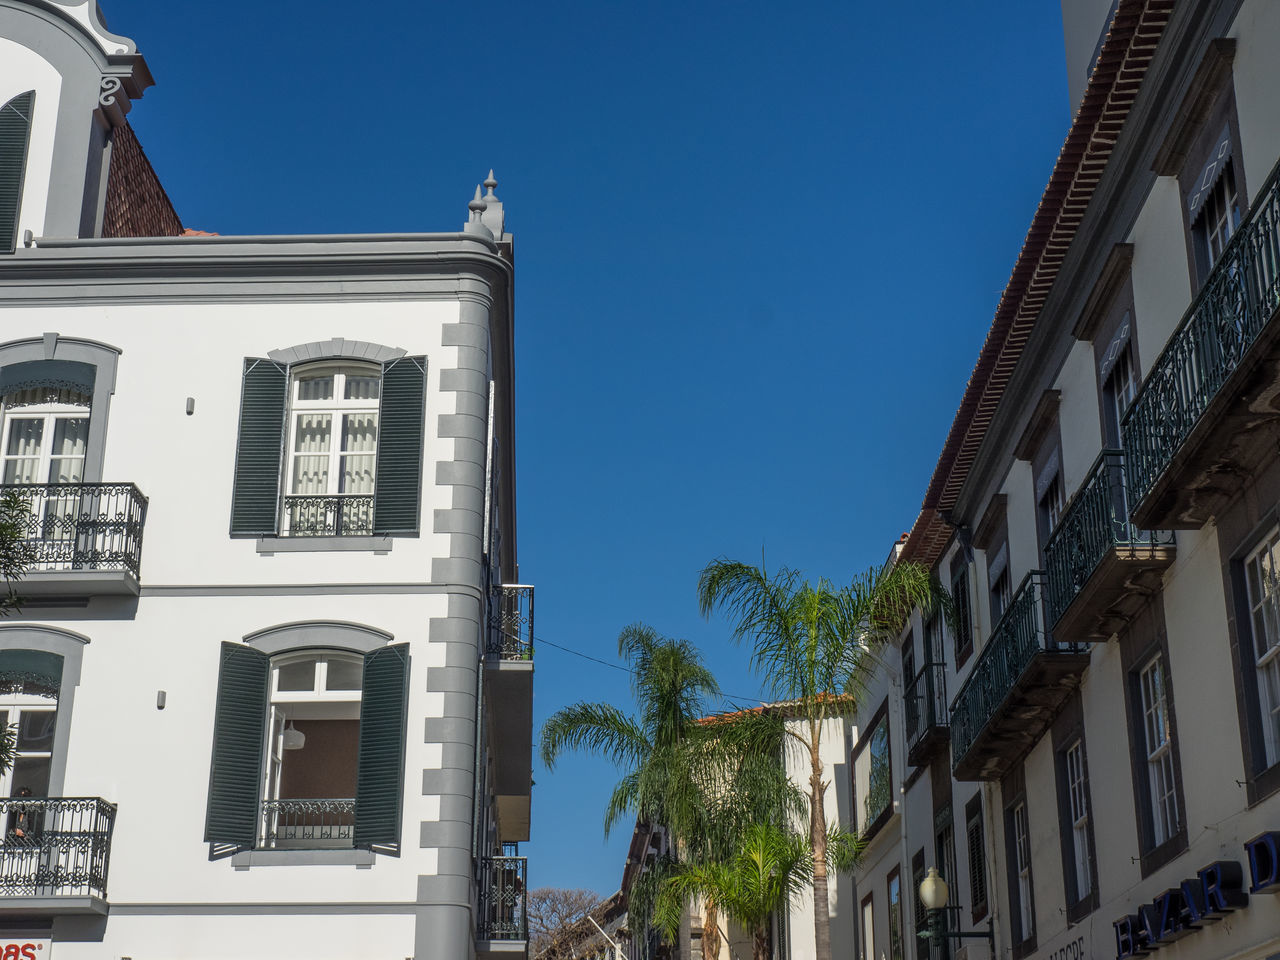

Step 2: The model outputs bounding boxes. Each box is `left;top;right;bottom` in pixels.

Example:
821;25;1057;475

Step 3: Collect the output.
653;823;813;960
0;490;33;615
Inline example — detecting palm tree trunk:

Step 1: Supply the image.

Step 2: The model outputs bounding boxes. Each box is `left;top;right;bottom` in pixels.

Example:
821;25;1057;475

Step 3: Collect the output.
703;899;721;960
809;736;831;960
753;926;770;960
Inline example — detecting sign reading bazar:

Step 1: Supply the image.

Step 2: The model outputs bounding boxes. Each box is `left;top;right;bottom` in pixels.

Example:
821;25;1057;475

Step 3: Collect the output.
1114;831;1280;959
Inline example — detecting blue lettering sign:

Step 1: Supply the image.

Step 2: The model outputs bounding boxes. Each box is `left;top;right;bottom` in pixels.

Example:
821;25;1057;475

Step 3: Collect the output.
1245;831;1280;894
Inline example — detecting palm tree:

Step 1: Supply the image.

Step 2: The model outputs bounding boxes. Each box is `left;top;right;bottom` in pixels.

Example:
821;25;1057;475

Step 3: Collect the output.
698;558;943;960
540;623;798;947
652;823;810;960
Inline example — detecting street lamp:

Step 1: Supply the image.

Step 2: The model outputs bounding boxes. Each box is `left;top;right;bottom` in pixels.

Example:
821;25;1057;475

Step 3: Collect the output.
916;868;994;946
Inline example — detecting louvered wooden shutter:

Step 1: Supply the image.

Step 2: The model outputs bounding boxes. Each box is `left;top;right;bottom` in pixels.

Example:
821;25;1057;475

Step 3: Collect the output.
0;91;35;256
353;643;409;853
967;809;987;912
230;358;287;536
204;642;269;853
372;357;427;536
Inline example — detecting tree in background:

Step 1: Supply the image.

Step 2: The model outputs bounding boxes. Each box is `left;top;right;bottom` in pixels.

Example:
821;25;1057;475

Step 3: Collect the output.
527;887;603;955
539;624;799;952
698;558;944;960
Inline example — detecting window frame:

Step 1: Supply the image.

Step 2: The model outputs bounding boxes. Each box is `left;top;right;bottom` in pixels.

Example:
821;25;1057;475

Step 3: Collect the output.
1001;767;1036;957
887;866;904;960
851;700;893;841
964;793;988;923
860;891;875;960
949;560;973;669
1117;602;1188;875
1050;693;1098;921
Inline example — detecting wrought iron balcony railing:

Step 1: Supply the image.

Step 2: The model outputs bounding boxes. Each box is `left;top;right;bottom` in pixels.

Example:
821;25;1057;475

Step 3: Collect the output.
488;584;534;661
1043;450;1175;628
0;797;115;900
3;483;147;577
904;661;948;762
281;495;374;537
1122;158;1280;511
950;572;1086;770
257;798;354;849
478;854;528;941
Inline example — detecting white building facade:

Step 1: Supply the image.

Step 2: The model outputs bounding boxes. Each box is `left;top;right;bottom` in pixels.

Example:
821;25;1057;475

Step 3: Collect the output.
838;3;1280;960
0;2;533;958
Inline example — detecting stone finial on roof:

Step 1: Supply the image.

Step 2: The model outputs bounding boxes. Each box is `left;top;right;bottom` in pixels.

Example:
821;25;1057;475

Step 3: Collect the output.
464;185;493;239
480;170;506;240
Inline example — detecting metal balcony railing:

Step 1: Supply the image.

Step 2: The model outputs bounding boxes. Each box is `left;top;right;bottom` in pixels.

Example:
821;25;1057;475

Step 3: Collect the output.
904;661;948;752
1122;158;1280;510
0;797;115;899
488;584;534;661
257;798;354;849
950;572;1085;769
1043;450;1175;628
3;483;147;577
478;854;527;941
281;494;374;537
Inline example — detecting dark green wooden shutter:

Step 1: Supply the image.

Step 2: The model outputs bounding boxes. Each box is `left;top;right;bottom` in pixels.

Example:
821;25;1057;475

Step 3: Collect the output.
354;642;409;853
204;642;269;854
229;358;287;536
373;357;427;536
0;91;35;256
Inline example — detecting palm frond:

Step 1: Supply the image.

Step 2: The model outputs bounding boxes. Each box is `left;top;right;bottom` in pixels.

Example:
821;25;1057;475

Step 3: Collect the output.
539;701;650;771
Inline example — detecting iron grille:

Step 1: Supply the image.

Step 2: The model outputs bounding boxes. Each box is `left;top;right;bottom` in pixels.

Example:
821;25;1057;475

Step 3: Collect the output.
488;584;534;661
258;798;355;848
0;796;115;899
1123;156;1280;509
1042;449;1174;627
281;495;374;537
948;572;1085;769
2;482;147;577
478;854;528;941
905;661;948;749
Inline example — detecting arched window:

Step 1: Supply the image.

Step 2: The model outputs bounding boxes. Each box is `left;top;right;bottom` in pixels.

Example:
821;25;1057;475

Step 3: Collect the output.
204;630;409;858
0;91;35;256
282;364;380;536
0;386;90;485
229;347;427;540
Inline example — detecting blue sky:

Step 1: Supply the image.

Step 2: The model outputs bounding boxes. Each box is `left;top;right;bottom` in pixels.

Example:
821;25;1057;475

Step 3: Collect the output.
107;0;1071;895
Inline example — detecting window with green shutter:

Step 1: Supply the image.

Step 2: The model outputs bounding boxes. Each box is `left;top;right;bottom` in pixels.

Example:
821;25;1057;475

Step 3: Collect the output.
354;643;409;854
229;355;426;538
373;357;427;536
0;91;35;256
229;359;287;536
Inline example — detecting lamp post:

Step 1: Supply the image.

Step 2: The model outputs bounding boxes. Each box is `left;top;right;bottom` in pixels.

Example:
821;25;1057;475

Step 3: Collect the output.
916;867;994;946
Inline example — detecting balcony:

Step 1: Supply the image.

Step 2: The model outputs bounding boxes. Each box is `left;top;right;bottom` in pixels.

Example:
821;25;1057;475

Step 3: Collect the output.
485;584;533;844
1122;159;1280;529
257;798;354;849
1043;450;1175;641
904;661;949;767
477;853;528;956
950;572;1090;781
0;797;115;917
4;482;147;597
280;494;374;537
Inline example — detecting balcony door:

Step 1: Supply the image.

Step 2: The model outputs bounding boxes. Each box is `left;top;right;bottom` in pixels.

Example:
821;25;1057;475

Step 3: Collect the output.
0;389;90;568
259;652;362;848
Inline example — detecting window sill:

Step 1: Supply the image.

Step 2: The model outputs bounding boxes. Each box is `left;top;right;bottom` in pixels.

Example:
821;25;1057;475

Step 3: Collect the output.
231;848;375;868
256;536;393;554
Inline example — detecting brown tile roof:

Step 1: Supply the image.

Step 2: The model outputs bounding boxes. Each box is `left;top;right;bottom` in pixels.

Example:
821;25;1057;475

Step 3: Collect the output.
101;121;184;239
899;0;1175;571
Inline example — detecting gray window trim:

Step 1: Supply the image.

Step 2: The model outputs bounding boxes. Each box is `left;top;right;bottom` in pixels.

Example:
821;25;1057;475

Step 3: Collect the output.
0;333;120;482
267;338;406;366
0;623;89;796
230;848;375;869
256;536;392;554
242;620;393;656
